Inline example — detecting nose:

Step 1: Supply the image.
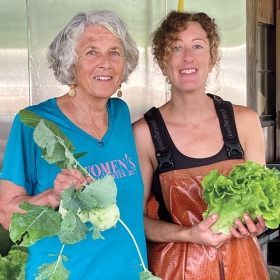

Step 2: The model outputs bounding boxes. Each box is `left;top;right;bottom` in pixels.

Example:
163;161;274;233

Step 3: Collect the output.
182;48;194;62
97;53;111;70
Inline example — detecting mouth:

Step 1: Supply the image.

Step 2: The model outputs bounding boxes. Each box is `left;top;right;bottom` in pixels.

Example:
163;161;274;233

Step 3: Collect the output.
94;76;112;80
180;68;197;74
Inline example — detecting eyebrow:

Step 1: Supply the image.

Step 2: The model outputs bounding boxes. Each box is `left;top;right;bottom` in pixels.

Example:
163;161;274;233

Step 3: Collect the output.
175;37;207;44
85;45;123;51
192;38;207;43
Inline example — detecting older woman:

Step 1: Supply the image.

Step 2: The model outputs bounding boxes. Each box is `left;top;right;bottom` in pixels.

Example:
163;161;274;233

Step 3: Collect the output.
133;11;269;280
0;10;147;279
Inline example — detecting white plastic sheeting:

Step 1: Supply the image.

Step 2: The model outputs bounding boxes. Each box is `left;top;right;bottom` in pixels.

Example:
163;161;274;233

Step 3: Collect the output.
0;0;247;170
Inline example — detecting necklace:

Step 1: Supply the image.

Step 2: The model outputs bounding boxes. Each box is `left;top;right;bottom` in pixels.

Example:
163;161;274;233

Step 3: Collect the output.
69;96;106;147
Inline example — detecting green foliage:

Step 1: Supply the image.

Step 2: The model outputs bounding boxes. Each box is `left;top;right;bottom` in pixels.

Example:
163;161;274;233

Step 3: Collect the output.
0;245;28;280
35;249;70;280
19;109;86;169
202;161;280;235
58;211;89;244
139;271;162;280
10;175;119;278
84;175;118;208
10;202;62;246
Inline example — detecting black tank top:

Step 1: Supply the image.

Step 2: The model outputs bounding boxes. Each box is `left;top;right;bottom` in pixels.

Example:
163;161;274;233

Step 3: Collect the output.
144;94;244;222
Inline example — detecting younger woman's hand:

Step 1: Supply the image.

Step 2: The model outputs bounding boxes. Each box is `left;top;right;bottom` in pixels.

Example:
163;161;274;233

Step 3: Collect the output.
230;213;267;238
189;214;232;248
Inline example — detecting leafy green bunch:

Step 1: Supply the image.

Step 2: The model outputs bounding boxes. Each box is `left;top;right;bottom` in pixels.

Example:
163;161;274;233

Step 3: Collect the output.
0;246;28;280
202;161;280;235
8;109;161;280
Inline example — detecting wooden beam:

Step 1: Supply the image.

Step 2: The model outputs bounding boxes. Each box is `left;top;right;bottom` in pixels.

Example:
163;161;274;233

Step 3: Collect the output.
258;0;275;24
246;0;258;110
275;9;280;160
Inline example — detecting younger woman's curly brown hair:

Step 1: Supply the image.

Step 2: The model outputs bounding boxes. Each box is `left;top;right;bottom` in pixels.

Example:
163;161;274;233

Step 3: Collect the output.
152;11;221;71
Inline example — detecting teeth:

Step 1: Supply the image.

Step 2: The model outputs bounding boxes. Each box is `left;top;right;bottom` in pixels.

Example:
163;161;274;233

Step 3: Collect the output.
181;69;196;74
95;76;111;80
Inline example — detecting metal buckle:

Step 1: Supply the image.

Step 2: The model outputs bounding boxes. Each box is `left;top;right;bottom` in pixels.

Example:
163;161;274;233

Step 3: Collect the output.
156;151;174;172
225;142;244;158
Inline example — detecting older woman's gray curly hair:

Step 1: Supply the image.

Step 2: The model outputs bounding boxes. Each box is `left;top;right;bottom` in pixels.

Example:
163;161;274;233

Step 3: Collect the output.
47;10;139;85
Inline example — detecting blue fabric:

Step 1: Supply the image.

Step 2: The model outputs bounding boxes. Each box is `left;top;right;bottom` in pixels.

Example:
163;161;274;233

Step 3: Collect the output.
1;97;147;279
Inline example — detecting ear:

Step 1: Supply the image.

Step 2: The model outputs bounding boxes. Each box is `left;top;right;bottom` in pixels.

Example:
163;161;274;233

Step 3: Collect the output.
208;60;215;73
161;65;167;76
158;61;167;76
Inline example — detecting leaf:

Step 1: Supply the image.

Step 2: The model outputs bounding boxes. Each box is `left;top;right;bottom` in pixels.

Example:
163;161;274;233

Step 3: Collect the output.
33;121;78;169
75;189;98;211
10;202;62;246
34;120;67;164
60;184;97;213
35;256;70;280
91;225;104;240
74;152;88;160
84;175;117;208
139;270;162;280
19;109;44;128
58;212;89;244
19;109;87;169
60;185;81;214
19;109;75;154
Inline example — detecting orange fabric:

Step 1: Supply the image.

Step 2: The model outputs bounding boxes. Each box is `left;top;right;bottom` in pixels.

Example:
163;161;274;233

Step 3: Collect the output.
147;160;269;280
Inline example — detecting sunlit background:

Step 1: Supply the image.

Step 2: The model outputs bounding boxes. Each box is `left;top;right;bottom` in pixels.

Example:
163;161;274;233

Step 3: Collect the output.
0;0;247;171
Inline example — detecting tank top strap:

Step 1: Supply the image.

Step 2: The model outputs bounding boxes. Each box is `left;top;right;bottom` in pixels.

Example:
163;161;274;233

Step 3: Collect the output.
144;107;174;173
207;93;244;159
144;94;244;173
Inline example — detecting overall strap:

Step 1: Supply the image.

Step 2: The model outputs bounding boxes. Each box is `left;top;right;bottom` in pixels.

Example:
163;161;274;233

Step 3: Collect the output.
144;107;174;173
207;93;244;159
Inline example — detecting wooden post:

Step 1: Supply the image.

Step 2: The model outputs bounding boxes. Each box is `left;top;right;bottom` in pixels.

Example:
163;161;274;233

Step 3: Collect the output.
246;0;258;110
273;0;279;160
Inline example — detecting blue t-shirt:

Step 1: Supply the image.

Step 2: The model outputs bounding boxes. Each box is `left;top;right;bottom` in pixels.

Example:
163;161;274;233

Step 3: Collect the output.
1;97;147;280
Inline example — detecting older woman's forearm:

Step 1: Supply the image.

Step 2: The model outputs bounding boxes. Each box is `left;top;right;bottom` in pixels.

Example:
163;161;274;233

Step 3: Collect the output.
0;180;59;230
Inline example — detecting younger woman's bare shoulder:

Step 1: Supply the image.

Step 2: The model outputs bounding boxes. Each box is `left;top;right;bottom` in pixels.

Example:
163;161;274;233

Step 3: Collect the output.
232;104;257;114
232;104;260;123
132;116;148;132
232;105;265;164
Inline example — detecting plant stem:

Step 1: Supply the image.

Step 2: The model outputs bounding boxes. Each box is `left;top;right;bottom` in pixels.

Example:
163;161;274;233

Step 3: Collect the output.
76;161;95;181
56;137;95;182
50;244;65;280
118;218;148;272
75;160;95;181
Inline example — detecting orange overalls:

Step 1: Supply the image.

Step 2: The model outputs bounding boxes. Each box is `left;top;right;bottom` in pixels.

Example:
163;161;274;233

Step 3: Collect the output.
144;96;269;280
147;160;269;280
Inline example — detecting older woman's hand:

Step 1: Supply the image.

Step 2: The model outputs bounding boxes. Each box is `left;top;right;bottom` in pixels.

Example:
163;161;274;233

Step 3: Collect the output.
49;168;92;208
230;213;267;238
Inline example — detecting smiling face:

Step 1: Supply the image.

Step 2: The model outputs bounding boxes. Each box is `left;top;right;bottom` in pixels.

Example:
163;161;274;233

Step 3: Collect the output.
163;21;214;95
74;25;124;99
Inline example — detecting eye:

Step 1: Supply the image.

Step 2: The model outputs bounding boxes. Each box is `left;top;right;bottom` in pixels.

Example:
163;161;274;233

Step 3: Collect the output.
110;50;121;56
86;50;96;56
173;45;183;52
193;44;202;50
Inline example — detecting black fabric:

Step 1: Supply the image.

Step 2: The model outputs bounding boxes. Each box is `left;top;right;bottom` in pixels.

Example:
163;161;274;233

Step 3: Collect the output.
144;94;244;222
144;107;174;173
207;93;244;159
144;107;174;222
